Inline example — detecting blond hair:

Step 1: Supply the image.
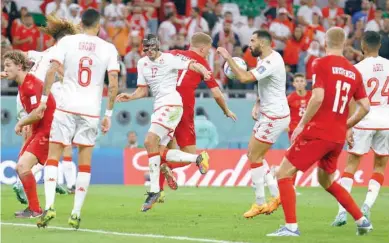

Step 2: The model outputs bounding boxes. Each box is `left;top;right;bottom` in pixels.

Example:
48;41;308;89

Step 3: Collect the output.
190;32;212;47
3;50;30;71
325;27;346;49
40;14;80;40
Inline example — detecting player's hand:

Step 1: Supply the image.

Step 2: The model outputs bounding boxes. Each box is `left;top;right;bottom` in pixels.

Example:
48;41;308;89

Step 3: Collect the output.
115;93;131;102
251;103;260;121
14;122;23;136
291;125;304;142
216;47;231;59
36;102;47;117
346;128;354;149
0;71;7;78
101;116;111;134
225;109;237;121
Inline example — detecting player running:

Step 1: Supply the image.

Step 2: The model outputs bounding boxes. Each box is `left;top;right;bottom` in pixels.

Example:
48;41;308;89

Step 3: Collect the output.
267;27;372;237
158;32;237;196
116;34;212;212
217;30;290;218
332;31;389;226
12;15;79;204
36;9;119;229
3;51;56;218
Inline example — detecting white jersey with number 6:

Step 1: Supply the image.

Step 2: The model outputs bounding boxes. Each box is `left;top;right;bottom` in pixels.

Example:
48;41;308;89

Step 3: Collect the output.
49;33;120;117
354;56;389;129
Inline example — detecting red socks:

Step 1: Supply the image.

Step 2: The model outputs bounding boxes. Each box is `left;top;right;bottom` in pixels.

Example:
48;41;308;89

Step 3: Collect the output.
278;178;297;223
20;171;41;212
326;181;363;220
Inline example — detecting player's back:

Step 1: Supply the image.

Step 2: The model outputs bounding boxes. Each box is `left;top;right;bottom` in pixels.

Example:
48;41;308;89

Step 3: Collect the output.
354;56;389;129
28;47;54;81
306;55;366;143
53;34;119;117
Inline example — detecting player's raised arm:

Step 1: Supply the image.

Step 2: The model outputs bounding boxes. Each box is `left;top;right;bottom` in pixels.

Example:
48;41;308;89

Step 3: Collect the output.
188;62;212;80
116;60;148;102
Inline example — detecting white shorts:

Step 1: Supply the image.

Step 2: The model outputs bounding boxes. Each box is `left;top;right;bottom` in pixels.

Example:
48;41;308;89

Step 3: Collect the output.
50;109;99;146
348;128;389;156
253;114;290;144
149;105;183;146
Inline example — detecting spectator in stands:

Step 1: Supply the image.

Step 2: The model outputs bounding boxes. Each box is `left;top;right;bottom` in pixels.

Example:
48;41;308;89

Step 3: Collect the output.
212;19;240;49
170;31;188;50
2;0;19;40
322;0;344;29
158;13;176;51
212;11;235;38
124;34;142;88
12;13;40;52
142;0;161;35
283;26;310;73
297;0;322;26
125;131;142;149
185;7;209;41
269;8;294;56
237;16;257;49
2;9;8;37
352;0;371;24
365;8;384;31
126;4;149;38
304;11;325;45
347;27;364;50
304;40;321;80
78;0;99;11
384;0;389;17
10;6;27;39
46;0;68;19
195;107;219;149
379;16;389;59
67;4;81;25
264;0;294;21
202;1;223;31
104;0;126;28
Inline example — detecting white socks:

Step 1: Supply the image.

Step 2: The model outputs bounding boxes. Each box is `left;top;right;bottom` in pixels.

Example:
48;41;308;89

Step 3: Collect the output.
286;223;298;231
44;161;58;210
165;149;198;163
364;178;381;208
338;175;354;214
265;172;279;198
72;171;91;217
62;160;76;188
148;154;161;193
251;165;266;205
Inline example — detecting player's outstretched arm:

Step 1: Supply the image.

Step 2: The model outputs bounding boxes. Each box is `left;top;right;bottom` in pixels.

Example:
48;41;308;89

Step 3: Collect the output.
14;109;43;135
216;47;256;83
347;97;370;129
210;87;237;121
115;86;148;102
189;62;212;81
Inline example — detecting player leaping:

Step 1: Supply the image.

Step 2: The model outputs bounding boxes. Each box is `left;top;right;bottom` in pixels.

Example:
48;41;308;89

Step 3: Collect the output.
116;34;211;212
332;31;389;226
36;9;119;229
267;27;372;237
217;30;290;218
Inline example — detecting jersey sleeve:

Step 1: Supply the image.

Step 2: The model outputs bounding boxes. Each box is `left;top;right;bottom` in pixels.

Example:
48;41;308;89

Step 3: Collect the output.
49;36;68;65
23;80;42;110
311;59;325;89
353;72;367;101
249;60;277;81
27;50;43;62
107;45;120;73
170;55;191;70
136;60;147;87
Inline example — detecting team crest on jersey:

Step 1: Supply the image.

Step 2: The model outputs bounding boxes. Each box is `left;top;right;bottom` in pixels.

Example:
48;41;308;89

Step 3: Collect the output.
144;62;148;67
266;60;270;64
257;66;266;74
159;58;164;64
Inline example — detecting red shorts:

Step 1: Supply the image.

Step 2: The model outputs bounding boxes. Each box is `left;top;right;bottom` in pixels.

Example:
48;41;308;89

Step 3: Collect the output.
174;109;195;148
285;134;343;174
19;132;49;165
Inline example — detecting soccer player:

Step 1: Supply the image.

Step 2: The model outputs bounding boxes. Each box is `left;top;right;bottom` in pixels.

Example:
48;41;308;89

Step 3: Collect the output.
36;9;119;229
3;50;56;218
332;31;389;226
116;34;211;212
217;30;290;218
158;32;237;195
267;27;372;237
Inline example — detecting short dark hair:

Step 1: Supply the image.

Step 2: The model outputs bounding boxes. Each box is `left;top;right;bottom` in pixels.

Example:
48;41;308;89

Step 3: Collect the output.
253;30;272;43
166;12;174;19
362;31;381;50
127;131;137;136
82;8;100;28
196;107;208;118
193;7;200;13
293;73;305;80
24;13;32;18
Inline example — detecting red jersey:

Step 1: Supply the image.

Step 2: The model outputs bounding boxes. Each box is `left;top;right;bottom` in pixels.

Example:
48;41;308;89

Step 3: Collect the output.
287;90;312;132
302;55;367;143
170;50;219;109
13;24;40;51
18;74;56;134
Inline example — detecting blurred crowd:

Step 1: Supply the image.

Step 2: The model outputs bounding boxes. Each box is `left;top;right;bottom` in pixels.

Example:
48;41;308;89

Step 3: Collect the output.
2;0;389;95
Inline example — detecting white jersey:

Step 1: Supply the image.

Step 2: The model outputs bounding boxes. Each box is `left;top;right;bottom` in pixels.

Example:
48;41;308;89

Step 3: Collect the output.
49;34;120;117
250;51;290;118
137;52;191;110
354;56;389;129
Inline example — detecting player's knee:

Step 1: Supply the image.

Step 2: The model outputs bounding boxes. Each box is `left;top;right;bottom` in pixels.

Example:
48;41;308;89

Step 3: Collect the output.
374;156;388;171
247;151;262;163
15;162;28;175
144;134;159;151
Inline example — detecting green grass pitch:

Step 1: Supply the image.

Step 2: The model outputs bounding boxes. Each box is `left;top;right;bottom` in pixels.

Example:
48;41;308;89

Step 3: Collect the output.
1;186;388;243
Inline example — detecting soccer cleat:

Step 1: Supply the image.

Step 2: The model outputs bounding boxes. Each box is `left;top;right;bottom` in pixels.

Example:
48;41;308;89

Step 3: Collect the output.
331;211;347;227
267;226;300;237
356;218;373;236
14;207;42;218
68;214;81;229
266;197;281;215
67;185;76;194
196;151;209;175
161;163;178;190
157;190;165;203
361;203;371;220
243;203;269;218
141;192;160;212
12;184;27;204
56;184;68;195
37;207;56;228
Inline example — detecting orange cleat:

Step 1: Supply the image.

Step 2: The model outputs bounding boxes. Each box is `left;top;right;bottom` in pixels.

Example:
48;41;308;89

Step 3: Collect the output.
266;197;281;215
243;203;269;218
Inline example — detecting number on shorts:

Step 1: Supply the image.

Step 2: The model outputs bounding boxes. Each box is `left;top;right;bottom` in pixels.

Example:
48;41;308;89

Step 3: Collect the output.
78;57;93;87
333;80;351;114
177;70;187;86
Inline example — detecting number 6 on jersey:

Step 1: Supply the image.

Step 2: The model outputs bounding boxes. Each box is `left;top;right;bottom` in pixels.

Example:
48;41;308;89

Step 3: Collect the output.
78;56;93;87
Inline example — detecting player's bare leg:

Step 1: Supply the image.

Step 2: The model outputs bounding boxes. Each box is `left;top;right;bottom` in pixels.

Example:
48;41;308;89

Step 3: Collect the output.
244;135;276;218
332;153;361;226
14;152;42;218
37;143;64;228
62;145;76;194
361;154;388;220
68;146;93;229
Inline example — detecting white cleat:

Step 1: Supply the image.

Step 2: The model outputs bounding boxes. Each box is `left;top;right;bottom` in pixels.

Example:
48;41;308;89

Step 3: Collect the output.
267;226;300;237
331;211;347;227
356;218;373;236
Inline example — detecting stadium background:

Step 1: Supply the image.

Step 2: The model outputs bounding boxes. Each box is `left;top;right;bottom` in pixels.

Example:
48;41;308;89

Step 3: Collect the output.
1;0;389;186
